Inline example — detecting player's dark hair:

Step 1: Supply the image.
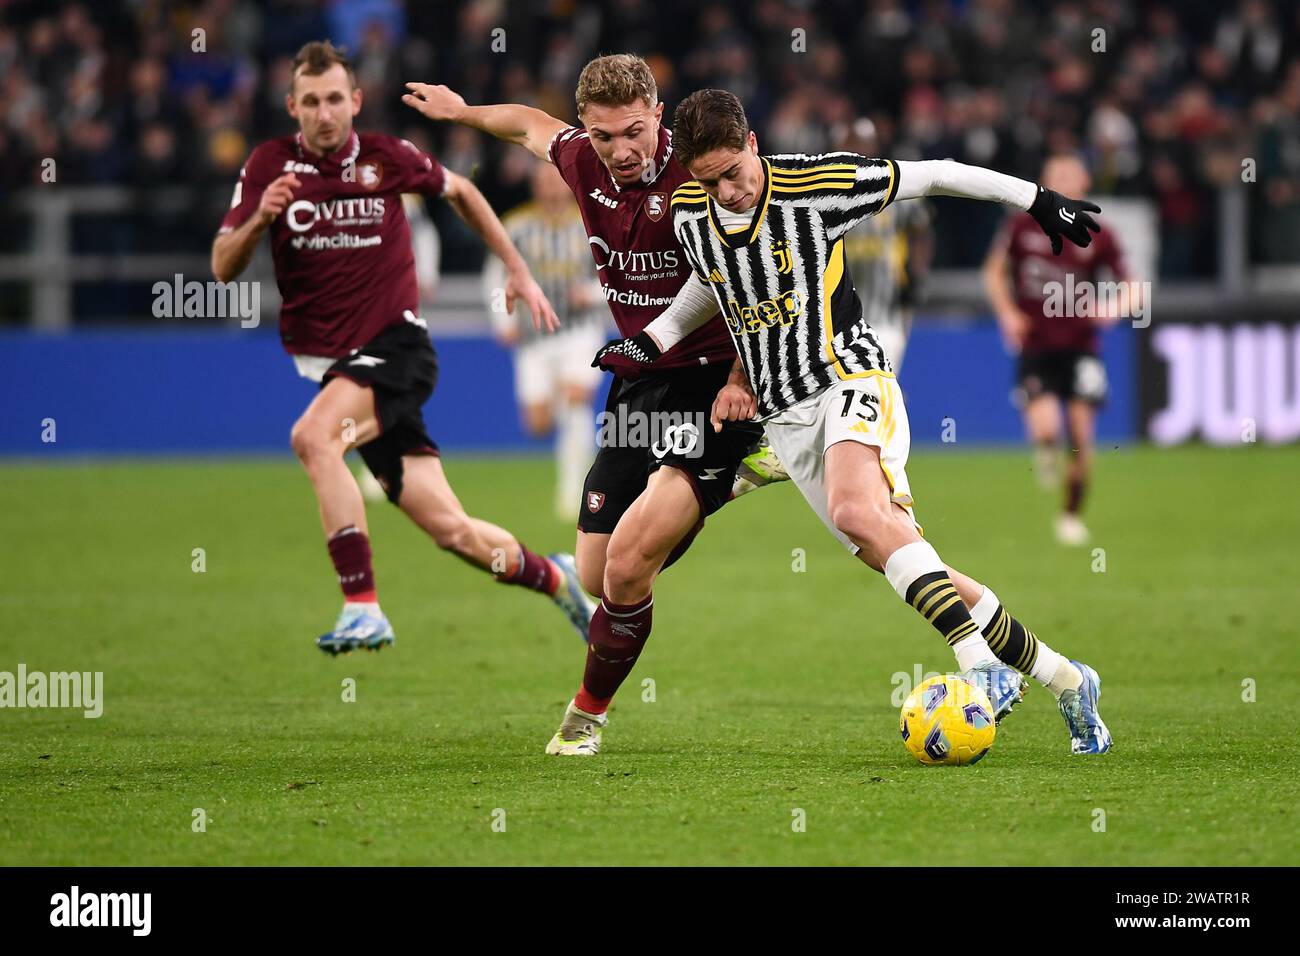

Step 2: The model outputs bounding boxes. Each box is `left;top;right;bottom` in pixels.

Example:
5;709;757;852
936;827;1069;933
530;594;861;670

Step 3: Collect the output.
291;40;355;92
672;89;749;168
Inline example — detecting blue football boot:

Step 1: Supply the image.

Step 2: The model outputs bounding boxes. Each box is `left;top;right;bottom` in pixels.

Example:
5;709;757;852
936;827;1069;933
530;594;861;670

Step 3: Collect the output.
961;661;1027;723
316;604;395;656
548;552;595;643
1058;660;1112;754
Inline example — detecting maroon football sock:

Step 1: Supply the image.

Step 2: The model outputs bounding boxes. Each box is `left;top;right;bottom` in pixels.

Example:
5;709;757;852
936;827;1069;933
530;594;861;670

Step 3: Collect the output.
1065;476;1087;515
327;525;376;602
577;595;654;710
660;517;704;573
499;544;559;595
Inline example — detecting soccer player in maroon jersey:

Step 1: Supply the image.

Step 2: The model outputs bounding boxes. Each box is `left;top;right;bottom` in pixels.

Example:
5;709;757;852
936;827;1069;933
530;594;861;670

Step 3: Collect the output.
211;41;595;654
984;155;1138;546
403;55;783;753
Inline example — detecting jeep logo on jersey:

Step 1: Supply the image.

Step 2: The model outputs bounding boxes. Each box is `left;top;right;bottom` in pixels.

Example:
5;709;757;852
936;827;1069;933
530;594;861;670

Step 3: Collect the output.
645;192;666;222
587;236;679;274
286;197;387;232
587;491;605;513
726;290;803;334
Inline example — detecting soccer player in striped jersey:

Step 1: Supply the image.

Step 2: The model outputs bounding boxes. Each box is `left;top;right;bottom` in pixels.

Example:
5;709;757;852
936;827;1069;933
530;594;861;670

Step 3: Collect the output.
483;162;608;520
596;89;1112;756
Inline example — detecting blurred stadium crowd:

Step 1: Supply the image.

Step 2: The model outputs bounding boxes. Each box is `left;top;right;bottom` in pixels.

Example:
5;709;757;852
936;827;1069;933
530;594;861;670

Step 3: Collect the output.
2;0;1298;279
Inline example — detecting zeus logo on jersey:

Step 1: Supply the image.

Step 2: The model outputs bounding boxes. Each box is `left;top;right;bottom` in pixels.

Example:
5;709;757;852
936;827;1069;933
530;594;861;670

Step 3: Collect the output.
286;197;386;232
725;290;803;335
588;188;618;209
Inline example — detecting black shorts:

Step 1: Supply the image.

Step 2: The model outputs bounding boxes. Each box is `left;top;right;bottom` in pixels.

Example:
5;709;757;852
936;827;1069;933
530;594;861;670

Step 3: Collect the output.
1015;349;1108;407
322;321;439;503
579;362;764;534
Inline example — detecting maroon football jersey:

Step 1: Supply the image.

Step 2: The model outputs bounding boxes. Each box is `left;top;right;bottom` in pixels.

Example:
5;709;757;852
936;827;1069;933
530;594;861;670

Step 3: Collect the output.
995;212;1128;354
548;124;736;371
220;131;446;357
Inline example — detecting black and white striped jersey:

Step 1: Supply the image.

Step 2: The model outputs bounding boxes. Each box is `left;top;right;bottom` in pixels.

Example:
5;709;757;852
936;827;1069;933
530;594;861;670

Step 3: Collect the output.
671;152;901;419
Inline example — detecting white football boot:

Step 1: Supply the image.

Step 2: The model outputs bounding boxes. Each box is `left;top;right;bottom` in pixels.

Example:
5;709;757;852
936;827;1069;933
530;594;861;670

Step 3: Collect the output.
1055;512;1090;546
544;699;607;755
731;435;790;498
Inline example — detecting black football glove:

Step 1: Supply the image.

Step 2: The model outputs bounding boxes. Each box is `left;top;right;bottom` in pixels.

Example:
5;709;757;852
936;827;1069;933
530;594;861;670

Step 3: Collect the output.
1028;186;1101;255
592;331;662;379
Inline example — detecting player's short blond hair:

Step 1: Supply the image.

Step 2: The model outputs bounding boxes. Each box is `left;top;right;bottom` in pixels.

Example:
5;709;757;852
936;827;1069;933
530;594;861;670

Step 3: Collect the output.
575;54;658;116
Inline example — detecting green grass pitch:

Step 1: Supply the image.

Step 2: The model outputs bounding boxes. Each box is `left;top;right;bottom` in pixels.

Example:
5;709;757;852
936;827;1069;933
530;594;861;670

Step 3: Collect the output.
1;444;1296;866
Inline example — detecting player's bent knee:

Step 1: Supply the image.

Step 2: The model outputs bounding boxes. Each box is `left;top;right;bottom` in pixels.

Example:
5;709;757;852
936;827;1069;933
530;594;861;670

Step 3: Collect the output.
830;497;891;548
602;547;656;601
290;418;341;465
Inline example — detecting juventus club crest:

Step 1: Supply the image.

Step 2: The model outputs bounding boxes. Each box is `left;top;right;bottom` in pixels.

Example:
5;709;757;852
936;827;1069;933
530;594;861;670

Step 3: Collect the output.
770;239;792;274
645;192;667;222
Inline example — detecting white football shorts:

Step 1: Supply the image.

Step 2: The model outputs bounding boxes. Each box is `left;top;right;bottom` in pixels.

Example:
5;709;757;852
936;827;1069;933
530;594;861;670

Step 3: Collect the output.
514;326;606;407
763;372;919;555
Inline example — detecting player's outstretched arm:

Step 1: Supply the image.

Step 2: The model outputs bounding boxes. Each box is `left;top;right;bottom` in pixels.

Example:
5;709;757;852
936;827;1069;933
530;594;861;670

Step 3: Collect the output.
894;159;1100;255
591;273;719;378
443;170;559;332
211;172;299;283
402;83;567;162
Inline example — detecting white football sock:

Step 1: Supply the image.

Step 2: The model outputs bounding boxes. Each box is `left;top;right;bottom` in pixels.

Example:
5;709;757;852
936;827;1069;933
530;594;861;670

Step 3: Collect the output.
1045;658;1083;697
969;585;1000;631
883;541;997;670
970;584;1079;694
557;400;594;519
951;634;999;671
